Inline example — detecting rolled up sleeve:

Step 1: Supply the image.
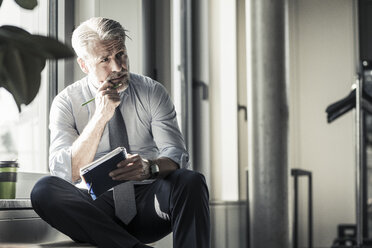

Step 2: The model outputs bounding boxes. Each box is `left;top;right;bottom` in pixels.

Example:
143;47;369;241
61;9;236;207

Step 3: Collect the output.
49;94;79;183
150;83;190;169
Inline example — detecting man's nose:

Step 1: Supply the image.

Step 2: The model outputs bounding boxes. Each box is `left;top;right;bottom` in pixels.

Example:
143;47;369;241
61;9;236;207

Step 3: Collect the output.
111;59;122;72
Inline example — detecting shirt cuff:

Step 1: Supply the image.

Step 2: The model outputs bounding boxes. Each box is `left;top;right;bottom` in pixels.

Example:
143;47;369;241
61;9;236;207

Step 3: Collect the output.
49;146;73;183
158;147;190;169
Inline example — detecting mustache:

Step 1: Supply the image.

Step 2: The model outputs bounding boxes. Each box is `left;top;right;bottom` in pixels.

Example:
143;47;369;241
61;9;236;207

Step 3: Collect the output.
106;70;129;81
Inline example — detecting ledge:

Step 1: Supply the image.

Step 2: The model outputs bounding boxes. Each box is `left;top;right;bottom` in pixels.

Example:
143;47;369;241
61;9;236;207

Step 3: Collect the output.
0;199;32;210
0;172;46;210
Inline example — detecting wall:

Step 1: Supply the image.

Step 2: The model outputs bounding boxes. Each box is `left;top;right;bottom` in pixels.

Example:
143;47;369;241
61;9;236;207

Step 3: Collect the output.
288;0;357;246
74;0;144;82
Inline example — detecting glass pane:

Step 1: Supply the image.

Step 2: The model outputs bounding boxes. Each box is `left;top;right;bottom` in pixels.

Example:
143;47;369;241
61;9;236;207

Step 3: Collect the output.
0;0;49;173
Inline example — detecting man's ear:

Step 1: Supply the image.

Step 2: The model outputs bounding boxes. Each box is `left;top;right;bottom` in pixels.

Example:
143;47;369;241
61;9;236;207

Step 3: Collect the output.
77;58;89;74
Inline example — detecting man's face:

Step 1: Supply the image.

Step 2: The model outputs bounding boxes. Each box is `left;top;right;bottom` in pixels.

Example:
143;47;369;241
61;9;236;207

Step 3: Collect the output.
82;40;130;92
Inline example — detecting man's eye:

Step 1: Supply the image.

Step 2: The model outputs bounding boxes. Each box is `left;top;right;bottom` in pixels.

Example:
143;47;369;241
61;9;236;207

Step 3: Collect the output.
101;58;109;63
116;52;125;58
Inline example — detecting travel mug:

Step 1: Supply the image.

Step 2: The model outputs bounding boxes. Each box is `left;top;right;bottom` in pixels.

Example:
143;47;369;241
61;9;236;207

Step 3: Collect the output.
0;161;18;199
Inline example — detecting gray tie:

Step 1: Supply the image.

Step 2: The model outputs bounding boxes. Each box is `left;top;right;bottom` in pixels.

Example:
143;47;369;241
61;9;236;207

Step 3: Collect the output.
108;106;137;224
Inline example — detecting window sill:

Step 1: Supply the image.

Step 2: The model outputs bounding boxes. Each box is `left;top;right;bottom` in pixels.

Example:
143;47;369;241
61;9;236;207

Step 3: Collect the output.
0;199;32;210
0;172;47;210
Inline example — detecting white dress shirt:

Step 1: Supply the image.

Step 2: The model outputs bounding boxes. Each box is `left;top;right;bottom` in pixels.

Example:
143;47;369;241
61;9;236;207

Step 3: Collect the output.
49;73;189;183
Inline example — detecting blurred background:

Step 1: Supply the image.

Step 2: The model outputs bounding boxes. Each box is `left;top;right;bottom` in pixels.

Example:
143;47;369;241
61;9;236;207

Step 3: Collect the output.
0;0;370;247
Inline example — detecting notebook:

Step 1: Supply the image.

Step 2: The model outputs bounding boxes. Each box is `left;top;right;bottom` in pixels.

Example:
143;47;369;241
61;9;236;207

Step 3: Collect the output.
80;147;127;199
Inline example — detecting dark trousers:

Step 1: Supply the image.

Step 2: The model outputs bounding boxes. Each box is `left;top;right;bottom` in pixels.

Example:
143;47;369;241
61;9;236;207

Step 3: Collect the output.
31;169;210;248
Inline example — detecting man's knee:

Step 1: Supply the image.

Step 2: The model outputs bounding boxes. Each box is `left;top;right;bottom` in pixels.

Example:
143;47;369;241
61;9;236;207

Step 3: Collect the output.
181;169;206;186
172;169;209;197
31;176;63;208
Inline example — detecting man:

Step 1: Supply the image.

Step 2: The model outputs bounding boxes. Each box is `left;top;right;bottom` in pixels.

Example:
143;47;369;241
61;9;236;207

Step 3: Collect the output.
31;17;210;248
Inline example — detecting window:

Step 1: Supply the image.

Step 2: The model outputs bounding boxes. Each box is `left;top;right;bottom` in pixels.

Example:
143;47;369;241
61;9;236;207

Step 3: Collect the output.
0;0;49;173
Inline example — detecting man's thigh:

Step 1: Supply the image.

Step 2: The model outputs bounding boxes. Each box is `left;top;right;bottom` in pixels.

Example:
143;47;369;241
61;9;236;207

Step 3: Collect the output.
91;190;127;228
127;179;174;243
91;182;172;243
93;169;199;243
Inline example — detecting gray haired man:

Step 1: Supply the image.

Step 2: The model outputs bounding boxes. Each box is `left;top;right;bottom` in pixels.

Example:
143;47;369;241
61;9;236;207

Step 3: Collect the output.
31;17;210;248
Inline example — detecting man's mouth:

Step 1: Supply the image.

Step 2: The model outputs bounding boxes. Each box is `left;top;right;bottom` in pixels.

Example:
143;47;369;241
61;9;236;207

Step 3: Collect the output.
109;74;128;84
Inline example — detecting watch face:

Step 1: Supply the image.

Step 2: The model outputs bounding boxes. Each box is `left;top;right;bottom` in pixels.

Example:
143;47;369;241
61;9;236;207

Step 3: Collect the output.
151;164;159;173
150;163;160;178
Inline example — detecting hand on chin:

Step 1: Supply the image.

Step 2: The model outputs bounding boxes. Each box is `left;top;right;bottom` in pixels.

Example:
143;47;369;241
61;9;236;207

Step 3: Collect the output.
110;75;129;92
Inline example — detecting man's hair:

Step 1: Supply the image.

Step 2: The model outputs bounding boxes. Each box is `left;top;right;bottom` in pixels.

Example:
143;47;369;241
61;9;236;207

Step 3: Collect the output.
72;17;128;59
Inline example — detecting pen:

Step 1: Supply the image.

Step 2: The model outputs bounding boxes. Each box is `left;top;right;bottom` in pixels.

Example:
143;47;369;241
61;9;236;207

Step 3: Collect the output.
81;83;122;106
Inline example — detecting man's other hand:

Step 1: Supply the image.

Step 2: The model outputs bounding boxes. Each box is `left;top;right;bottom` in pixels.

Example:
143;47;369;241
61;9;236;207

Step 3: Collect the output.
109;154;150;181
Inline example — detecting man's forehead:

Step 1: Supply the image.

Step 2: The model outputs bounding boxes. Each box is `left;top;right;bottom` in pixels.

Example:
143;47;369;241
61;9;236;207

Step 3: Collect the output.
87;40;126;58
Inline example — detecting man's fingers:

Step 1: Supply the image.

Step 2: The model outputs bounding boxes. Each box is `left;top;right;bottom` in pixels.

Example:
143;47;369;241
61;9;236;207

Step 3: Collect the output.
110;165;144;180
97;81;113;91
110;163;141;177
99;80;123;92
105;94;120;102
112;171;143;181
117;154;141;168
101;89;119;96
110;154;146;181
97;88;120;104
97;89;117;98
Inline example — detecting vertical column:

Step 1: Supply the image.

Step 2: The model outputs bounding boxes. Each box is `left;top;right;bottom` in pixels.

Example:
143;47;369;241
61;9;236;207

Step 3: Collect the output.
191;0;211;186
180;0;193;164
247;0;289;247
356;75;365;245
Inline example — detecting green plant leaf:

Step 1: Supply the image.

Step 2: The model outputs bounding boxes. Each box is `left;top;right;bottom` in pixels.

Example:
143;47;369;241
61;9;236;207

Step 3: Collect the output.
0;26;75;59
0;47;24;111
0;25;73;111
3;46;28;100
0;0;3;8
29;35;75;59
20;50;45;105
0;45;45;111
0;25;29;35
15;0;37;10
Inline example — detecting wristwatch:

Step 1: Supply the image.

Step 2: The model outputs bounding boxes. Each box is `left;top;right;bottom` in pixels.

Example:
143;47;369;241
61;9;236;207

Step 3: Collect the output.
148;160;160;179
